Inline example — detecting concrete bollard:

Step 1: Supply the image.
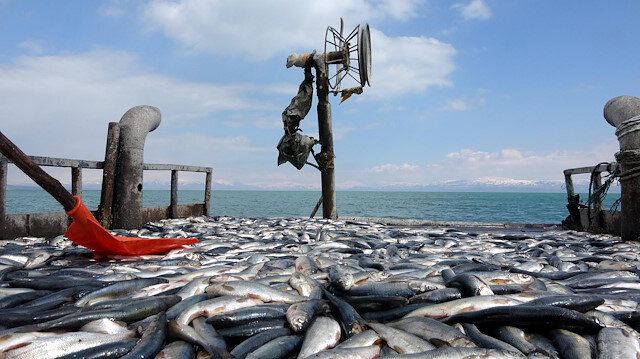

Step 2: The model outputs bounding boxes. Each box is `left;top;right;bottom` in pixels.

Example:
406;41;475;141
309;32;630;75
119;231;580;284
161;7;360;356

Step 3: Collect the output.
111;106;161;229
604;96;640;241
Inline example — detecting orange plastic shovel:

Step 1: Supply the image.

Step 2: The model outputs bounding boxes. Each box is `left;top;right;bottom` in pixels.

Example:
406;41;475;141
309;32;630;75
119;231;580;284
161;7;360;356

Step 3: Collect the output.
0;130;197;256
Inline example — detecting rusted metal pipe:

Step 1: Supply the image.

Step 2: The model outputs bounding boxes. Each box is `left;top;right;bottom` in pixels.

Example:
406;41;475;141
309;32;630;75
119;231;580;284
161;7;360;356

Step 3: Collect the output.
310;195;323;218
563;172;582;231
604;95;640;240
112;106;161;229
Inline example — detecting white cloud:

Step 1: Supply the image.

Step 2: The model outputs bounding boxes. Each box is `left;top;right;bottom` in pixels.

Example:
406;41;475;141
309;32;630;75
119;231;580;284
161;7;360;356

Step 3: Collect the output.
98;0;137;18
214;178;234;186
142;0;421;60
0;49;266;158
471;177;549;187
0;49;282;186
376;0;422;20
370;163;420;173
446;98;469;111
445;148;524;162
444;90;487;111
147;133;270;165
453;0;492;21
431;141;619;181
99;5;125;18
222;115;281;130
333;123;356;141
331;141;619;190
5;131;270;186
18;40;44;54
368;29;455;97
141;1;454;97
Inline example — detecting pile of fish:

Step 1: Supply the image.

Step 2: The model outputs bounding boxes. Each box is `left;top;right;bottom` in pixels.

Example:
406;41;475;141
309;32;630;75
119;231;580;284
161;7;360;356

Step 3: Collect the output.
1;216;640;358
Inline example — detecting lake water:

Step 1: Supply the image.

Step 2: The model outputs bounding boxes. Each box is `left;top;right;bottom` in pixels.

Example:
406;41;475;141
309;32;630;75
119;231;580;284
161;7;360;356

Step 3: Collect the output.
4;190;620;224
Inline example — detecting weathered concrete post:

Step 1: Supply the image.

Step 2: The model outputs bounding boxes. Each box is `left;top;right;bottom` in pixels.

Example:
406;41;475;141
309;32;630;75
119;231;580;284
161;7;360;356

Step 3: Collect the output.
170;170;178;219
604;95;640;240
0;157;6;240
71;167;82;196
112;106;161;229
98;122;120;228
203;170;212;216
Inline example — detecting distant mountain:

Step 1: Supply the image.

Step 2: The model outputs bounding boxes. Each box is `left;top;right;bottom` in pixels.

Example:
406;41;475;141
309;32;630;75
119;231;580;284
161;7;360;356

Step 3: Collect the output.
6;177;618;193
7;184;43;190
369;178;618;193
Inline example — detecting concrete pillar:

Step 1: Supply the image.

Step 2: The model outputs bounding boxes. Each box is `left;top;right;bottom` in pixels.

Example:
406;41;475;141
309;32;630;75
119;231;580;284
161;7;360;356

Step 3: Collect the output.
170;170;178;219
71;167;82;196
98;122;120;228
604;95;640;241
204;170;212;216
112;106;161;229
0;158;6;240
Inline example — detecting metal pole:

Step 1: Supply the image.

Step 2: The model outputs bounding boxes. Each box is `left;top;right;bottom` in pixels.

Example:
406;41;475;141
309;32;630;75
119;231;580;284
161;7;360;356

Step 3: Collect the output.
310;195;323;218
604;95;640;240
593;172;603;213
313;54;337;219
563;172;582;231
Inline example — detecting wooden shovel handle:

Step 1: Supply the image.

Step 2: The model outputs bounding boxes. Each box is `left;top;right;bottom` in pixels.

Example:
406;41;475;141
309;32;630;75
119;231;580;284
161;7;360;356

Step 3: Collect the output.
0;131;76;211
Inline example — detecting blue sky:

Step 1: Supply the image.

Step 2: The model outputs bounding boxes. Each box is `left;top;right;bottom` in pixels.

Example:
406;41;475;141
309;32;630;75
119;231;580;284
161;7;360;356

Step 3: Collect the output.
1;0;638;190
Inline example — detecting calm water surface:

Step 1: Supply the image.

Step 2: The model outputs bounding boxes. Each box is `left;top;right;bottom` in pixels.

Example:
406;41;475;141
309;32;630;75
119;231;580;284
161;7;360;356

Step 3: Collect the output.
5;189;620;224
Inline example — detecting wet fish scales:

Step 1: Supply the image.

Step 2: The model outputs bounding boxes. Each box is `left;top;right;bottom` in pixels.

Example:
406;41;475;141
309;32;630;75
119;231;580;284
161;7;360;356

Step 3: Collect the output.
228;327;292;359
39;295;180;330
286;299;329;332
54;338;137;359
461;323;522;354
207;304;289;328
156;341;196;359
192;317;229;359
445;305;603;333
120;312;167;359
216;319;287;339
2;216;640;358
245;335;302;359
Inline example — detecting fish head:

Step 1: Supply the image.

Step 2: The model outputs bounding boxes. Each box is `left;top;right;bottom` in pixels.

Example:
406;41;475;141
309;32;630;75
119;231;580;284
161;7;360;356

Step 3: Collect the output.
289;313;308;332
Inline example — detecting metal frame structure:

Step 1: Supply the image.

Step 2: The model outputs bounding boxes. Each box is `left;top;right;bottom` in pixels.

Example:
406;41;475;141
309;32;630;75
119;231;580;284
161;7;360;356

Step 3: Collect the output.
324;22;370;91
563;162;619;234
280;19;371;220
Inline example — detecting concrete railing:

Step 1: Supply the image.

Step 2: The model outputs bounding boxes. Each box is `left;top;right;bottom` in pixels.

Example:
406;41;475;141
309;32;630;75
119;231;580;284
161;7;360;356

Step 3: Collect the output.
0;106;213;240
0;154;212;239
0;156;213;239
